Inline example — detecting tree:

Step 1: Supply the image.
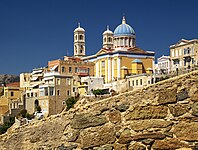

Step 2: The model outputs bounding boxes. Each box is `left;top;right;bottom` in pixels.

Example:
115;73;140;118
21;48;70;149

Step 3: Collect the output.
65;97;77;110
36;105;41;112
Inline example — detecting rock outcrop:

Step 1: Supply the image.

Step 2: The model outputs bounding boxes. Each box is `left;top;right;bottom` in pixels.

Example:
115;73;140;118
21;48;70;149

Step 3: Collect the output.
0;74;19;85
0;71;198;150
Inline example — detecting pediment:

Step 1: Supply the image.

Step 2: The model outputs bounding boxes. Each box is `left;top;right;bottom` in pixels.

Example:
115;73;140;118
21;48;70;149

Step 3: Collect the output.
175;39;189;46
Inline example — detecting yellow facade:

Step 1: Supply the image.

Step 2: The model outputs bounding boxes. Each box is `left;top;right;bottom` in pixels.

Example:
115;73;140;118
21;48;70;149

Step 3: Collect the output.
83;49;154;83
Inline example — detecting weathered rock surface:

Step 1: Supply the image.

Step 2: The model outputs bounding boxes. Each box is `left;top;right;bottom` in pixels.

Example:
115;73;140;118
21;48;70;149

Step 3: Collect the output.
0;71;198;150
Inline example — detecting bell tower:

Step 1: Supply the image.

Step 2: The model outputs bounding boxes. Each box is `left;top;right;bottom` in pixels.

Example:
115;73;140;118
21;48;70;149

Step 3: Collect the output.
74;23;85;57
103;25;113;49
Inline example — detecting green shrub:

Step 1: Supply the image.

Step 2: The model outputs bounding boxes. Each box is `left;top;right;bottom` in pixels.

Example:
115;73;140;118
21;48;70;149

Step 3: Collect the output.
19;109;27;118
65;97;77;110
36;105;41;112
0;117;15;135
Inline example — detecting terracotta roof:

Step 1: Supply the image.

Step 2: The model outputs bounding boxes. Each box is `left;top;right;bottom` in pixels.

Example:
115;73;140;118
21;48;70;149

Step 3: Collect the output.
6;82;20;87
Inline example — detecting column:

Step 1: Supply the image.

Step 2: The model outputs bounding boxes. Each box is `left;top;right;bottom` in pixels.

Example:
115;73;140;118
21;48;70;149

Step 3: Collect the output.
99;61;102;77
108;58;111;82
117;57;121;79
112;59;114;81
96;61;99;77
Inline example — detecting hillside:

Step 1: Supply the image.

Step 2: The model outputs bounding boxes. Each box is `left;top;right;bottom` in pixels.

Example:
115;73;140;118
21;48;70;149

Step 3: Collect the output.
0;71;198;150
0;74;19;85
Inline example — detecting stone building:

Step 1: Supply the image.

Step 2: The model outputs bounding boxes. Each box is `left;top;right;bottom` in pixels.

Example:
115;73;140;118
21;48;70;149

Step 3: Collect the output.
170;39;198;71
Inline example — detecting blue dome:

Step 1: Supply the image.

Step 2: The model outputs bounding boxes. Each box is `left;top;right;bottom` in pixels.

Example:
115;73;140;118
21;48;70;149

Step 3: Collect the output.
114;17;135;37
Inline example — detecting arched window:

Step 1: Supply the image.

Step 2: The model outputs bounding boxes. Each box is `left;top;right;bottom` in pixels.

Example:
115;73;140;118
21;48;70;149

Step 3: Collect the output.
79;35;83;40
75;35;77;40
104;37;106;43
108;37;112;42
80;45;83;53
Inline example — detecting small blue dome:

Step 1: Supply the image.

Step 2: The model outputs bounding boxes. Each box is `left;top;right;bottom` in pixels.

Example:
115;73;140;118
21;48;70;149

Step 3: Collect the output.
132;59;142;63
114;17;135;37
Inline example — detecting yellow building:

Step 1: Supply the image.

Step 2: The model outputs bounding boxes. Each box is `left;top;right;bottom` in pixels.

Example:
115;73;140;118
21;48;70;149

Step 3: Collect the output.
82;17;155;83
0;82;24;123
170;39;198;71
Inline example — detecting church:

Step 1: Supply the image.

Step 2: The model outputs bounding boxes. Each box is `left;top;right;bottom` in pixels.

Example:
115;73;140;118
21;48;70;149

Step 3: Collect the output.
73;16;155;83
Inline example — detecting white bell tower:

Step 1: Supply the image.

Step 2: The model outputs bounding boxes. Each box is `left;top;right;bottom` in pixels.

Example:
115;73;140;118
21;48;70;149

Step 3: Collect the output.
74;23;85;57
103;25;113;49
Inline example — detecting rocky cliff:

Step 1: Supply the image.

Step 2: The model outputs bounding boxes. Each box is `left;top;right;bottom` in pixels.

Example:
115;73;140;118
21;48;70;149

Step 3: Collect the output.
0;71;198;150
0;74;19;85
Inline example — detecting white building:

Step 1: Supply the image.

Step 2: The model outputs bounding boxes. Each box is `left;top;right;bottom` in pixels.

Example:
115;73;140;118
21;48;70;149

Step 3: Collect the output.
170;39;198;71
157;55;171;74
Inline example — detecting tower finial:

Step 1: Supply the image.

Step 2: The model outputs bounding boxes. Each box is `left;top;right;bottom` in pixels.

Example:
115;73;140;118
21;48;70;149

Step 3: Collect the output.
122;15;126;24
78;22;80;28
107;25;109;31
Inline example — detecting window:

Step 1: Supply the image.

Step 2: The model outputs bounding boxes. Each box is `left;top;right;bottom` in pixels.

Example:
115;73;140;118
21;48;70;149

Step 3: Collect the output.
192;58;194;64
67;90;70;96
88;68;90;74
57;78;60;85
132;80;134;86
79;35;83;40
75;35;77;40
62;66;65;73
27;93;30;97
66;78;71;85
69;67;72;73
44;87;48;96
136;80;138;86
11;91;14;97
104;37;106;42
108;37;112;42
73;87;75;92
75;67;78;73
140;79;142;85
35;93;37;97
57;90;60;96
31;92;33;97
49;87;54;96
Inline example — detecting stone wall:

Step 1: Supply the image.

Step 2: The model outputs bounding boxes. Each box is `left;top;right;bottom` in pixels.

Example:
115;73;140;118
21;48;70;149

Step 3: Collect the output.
0;71;198;150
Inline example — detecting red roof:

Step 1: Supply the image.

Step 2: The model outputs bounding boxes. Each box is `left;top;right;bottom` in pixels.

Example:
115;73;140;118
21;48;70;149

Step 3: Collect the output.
6;82;20;87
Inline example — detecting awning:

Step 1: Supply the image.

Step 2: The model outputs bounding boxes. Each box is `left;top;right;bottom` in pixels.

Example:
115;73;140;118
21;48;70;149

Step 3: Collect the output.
31;70;43;75
50;65;59;71
30;77;38;81
44;76;54;81
30;82;42;88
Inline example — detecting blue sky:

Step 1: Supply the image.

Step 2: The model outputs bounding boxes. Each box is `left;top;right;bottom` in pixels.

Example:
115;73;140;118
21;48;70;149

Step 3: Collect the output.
0;0;198;75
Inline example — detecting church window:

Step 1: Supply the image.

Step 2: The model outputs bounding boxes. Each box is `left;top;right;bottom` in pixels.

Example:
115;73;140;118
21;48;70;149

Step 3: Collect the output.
140;79;142;85
80;45;83;53
80;35;83;40
108;37;112;42
75;35;77;40
136;80;138;86
104;37;106;42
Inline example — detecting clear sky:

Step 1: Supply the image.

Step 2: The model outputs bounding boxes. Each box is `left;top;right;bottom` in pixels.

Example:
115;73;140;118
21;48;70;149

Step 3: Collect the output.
0;0;198;75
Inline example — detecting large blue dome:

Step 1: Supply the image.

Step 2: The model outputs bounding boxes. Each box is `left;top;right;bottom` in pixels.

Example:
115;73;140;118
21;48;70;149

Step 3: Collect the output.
114;17;135;37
